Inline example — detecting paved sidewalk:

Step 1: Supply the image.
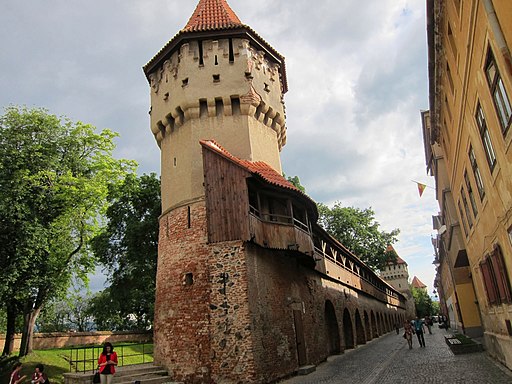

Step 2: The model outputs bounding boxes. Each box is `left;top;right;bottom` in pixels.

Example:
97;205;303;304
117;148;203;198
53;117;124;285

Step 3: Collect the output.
279;328;512;384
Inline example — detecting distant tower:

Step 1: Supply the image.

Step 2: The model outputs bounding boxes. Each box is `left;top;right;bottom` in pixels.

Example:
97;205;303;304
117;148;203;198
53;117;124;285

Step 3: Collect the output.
143;0;288;382
380;246;416;319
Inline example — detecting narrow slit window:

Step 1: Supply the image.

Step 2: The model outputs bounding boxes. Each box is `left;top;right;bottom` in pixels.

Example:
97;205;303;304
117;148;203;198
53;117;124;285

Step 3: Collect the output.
215;98;224;117
214;55;218;66
231;97;241;116
198;40;204;66
200;99;208;118
166;114;175;132
228;38;234;63
187;206;191;228
184;273;194;286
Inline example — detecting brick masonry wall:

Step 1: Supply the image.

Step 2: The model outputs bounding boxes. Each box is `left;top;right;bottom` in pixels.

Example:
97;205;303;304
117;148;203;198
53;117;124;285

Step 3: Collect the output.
0;331;152;351
154;201;212;384
154;202;406;384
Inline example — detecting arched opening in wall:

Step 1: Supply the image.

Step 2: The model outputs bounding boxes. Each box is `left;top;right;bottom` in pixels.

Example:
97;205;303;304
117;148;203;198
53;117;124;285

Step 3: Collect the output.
354;309;366;345
377;313;383;336
370;310;378;338
324;300;340;355
380;313;385;334
342;308;354;350
364;311;371;341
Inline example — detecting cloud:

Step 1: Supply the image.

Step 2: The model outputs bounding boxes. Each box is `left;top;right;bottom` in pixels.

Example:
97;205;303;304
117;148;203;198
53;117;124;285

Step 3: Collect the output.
0;0;439;294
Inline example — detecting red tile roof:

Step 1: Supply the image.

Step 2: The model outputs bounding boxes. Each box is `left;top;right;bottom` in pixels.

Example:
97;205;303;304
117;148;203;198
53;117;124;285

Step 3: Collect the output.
200;139;316;208
411;276;427;289
184;0;243;32
386;245;407;265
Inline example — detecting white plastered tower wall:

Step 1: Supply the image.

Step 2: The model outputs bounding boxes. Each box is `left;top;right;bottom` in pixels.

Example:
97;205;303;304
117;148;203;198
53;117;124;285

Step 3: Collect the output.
148;37;286;212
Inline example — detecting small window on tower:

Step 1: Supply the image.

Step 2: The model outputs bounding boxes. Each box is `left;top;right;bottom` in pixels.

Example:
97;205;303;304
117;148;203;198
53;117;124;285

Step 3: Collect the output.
264;83;270;93
213;74;220;82
182;78;189;87
184;273;194;286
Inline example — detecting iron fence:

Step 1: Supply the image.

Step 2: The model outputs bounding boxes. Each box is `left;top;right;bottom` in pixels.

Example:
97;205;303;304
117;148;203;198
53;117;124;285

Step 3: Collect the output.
68;342;153;373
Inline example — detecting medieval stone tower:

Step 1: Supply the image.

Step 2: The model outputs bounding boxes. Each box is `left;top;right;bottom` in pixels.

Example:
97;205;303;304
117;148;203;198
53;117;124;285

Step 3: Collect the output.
380;247;416;320
144;1;407;383
144;0;287;213
144;0;288;382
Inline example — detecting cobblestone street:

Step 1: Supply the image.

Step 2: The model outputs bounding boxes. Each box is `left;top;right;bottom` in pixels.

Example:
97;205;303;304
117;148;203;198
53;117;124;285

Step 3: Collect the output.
279;328;512;384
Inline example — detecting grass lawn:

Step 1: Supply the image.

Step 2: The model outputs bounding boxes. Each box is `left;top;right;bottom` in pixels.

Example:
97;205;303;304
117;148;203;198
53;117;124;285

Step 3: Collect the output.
1;343;153;384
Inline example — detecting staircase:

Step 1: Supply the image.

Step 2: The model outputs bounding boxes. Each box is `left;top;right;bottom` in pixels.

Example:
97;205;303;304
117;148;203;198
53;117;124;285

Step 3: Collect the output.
114;363;181;384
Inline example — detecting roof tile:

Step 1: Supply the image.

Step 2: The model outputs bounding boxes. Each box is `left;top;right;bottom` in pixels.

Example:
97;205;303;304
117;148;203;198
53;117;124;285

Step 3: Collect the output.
184;0;243;32
200;139;299;193
411;276;427;289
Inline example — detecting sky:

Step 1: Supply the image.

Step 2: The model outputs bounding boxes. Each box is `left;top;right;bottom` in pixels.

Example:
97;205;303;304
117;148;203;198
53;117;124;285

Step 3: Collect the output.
0;0;440;296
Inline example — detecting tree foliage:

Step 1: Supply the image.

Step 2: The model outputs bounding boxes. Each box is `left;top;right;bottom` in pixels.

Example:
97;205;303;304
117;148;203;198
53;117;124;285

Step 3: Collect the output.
317;202;399;271
91;173;160;330
0;106;135;356
36;289;95;332
412;287;434;317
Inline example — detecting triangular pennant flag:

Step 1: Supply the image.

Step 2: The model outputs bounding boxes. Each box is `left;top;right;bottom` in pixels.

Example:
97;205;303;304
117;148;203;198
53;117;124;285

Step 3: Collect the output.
417;182;427;197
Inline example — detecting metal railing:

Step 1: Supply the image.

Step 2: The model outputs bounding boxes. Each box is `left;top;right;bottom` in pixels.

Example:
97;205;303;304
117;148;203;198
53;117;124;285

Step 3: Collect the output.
68;342;153;373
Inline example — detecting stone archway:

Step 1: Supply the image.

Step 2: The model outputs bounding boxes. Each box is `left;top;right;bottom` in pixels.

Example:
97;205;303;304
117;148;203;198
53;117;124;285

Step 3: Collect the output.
355;309;366;345
364;310;372;341
324;300;340;355
343;308;354;350
370;310;378;338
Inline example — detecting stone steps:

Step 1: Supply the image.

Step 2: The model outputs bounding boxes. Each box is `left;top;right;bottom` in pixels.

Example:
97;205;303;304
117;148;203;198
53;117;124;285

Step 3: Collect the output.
112;364;181;384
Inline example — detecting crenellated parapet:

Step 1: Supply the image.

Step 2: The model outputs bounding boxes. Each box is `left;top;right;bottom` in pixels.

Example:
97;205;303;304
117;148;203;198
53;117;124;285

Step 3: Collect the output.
148;37;287;149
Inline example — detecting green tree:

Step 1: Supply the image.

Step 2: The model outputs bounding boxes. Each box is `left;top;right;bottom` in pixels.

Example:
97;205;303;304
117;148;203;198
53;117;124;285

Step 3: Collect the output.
317;202;399;271
0;106;135;356
37;289;95;332
285;175;306;193
412;287;434;317
91;173;160;330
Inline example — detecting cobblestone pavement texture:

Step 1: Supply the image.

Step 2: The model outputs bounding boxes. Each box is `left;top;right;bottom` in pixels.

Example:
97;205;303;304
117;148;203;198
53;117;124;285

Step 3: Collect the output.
279;328;512;384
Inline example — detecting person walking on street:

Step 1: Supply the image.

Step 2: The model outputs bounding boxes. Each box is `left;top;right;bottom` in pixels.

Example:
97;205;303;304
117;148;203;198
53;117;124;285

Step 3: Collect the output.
424;315;433;334
98;342;118;384
403;320;413;349
414;316;426;347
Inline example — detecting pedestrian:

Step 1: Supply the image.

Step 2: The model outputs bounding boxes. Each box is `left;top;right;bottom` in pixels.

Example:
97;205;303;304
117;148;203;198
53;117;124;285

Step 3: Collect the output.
414;316;426;347
425;315;433;334
395;322;400;334
97;342;118;384
9;362;27;384
31;364;50;384
403;320;413;349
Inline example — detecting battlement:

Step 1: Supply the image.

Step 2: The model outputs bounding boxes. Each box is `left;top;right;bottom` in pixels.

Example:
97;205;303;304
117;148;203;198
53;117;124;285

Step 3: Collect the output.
148;37;287;148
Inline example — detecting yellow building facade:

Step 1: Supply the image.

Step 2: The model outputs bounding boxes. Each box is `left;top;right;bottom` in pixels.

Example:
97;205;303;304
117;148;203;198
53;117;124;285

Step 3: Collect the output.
424;0;512;369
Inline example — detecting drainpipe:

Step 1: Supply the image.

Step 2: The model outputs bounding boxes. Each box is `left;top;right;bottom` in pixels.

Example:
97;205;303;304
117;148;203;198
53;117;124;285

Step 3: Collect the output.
483;0;512;76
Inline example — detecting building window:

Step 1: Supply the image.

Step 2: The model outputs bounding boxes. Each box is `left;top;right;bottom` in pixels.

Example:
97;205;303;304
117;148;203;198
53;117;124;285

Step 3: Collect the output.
468;145;485;200
460;187;473;228
464;170;478;218
457;200;468;237
475;103;497;171
480;245;512;306
485;49;512;135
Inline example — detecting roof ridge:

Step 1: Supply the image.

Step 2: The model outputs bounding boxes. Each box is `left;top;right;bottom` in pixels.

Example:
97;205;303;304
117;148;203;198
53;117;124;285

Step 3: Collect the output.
183;0;243;32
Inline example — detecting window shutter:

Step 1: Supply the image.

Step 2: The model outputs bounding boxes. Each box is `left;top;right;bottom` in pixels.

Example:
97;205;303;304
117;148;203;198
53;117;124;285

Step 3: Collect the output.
481;260;498;305
491;245;512;304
